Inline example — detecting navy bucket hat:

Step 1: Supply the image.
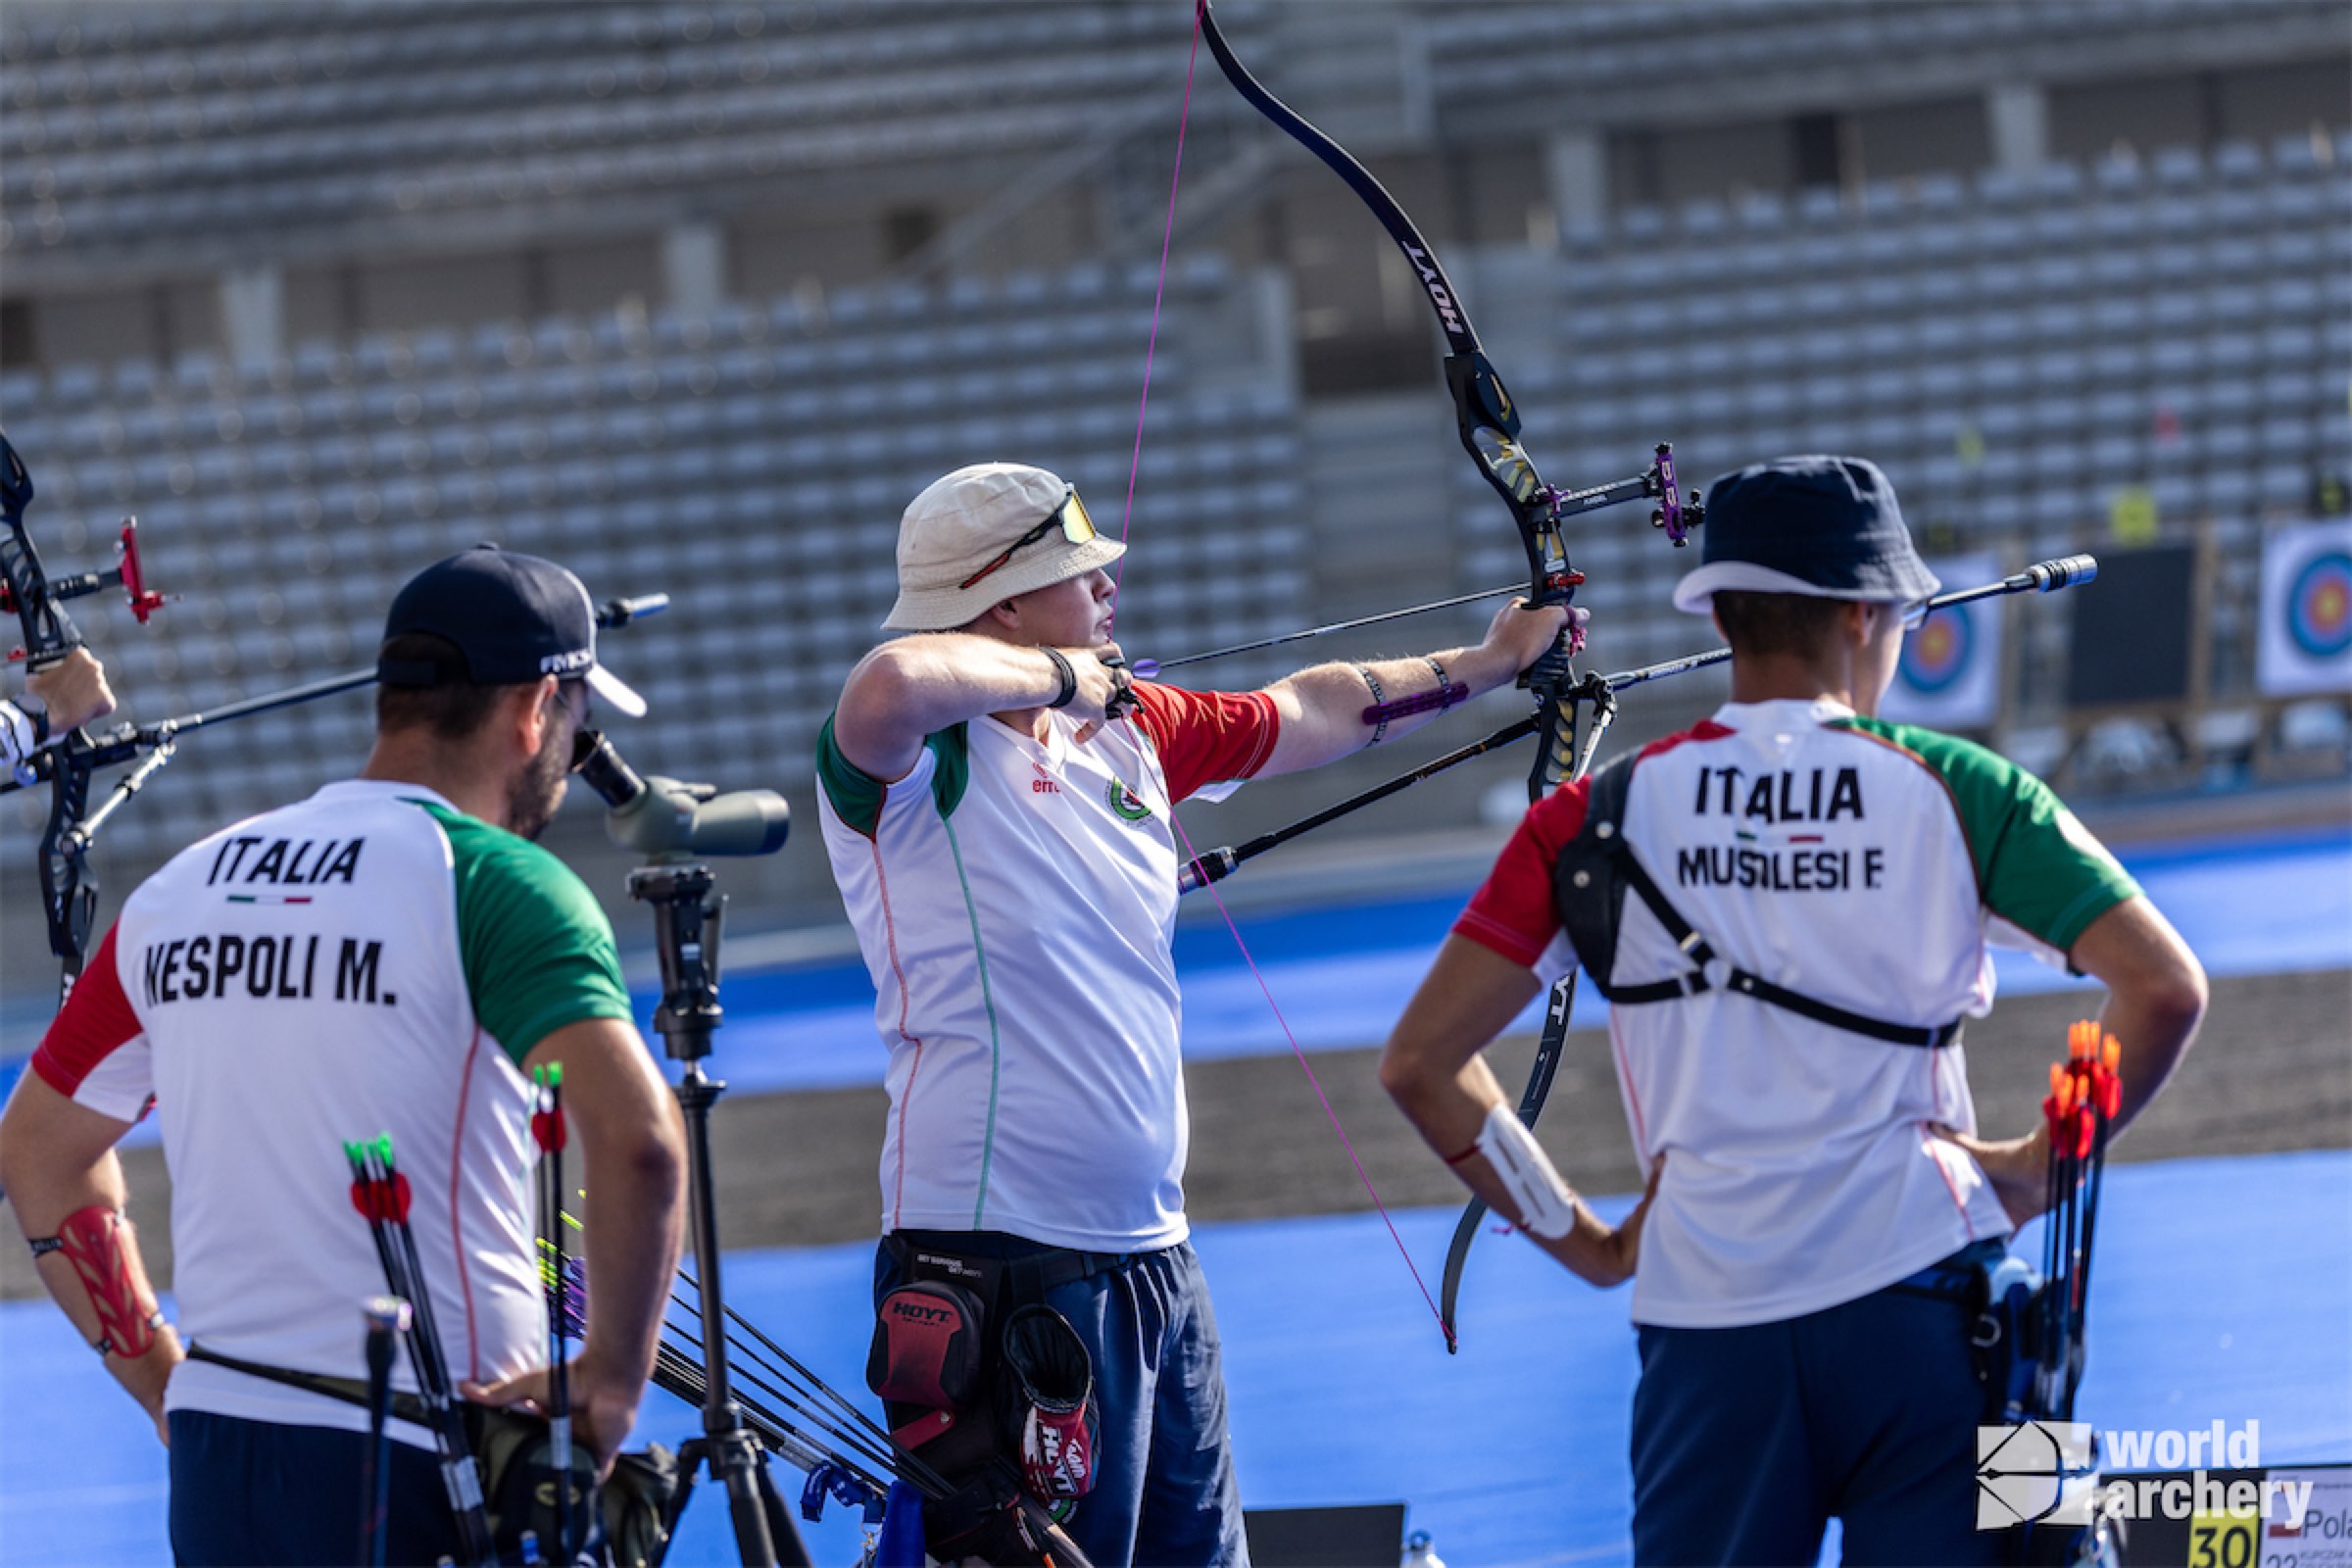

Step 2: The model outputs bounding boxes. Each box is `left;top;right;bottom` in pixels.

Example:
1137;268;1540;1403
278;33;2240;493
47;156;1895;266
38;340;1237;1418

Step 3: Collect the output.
1671;455;1940;614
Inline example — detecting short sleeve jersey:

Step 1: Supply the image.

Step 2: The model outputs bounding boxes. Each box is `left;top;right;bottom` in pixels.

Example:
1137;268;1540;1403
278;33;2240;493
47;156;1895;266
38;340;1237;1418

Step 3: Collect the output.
31;779;633;1442
815;680;1280;1252
2;699;44;784
1454;699;2139;1328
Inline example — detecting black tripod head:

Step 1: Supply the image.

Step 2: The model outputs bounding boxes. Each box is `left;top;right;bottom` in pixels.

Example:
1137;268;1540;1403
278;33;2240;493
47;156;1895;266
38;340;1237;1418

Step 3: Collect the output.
575;734;788;1065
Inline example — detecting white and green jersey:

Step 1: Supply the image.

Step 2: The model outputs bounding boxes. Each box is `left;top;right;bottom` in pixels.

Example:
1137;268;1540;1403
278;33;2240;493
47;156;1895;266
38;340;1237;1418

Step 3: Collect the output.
1457;699;2142;1328
815;683;1280;1252
33;779;634;1443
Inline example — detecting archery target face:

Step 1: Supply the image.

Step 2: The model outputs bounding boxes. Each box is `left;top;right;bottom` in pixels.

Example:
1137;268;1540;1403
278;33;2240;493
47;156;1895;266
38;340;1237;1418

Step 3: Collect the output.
2288;550;2352;660
1880;552;2001;729
2258;521;2352;697
1899;606;1975;696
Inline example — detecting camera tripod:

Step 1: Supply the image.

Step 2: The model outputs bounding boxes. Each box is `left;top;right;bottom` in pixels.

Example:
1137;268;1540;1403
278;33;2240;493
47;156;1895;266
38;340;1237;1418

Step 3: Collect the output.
632;860;811;1568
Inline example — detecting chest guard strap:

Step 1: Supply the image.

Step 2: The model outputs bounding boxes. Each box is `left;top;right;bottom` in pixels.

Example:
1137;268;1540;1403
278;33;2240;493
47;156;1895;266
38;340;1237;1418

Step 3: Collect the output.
1551;756;1964;1050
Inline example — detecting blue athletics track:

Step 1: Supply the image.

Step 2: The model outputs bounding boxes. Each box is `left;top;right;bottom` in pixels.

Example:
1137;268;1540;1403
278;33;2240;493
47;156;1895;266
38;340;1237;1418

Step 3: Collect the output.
2;823;2347;1565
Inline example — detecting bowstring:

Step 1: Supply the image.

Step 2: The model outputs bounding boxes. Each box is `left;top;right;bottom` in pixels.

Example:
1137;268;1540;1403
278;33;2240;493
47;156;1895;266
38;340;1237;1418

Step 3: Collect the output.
1106;6;1200;629
1112;1;1446;1332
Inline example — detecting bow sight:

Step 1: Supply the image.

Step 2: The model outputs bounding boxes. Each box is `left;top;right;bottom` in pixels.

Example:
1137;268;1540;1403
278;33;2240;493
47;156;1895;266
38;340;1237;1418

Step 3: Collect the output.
1538;442;1705;550
0;520;168;650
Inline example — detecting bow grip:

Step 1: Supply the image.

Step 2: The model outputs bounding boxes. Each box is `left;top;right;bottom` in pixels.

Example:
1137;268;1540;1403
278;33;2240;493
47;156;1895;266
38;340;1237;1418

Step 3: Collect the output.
8;606;86;669
1517;634;1578;700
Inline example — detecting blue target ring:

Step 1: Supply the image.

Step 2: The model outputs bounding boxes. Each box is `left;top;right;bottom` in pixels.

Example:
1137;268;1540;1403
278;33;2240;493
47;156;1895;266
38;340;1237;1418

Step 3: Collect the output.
2286;550;2352;660
1899;606;1974;696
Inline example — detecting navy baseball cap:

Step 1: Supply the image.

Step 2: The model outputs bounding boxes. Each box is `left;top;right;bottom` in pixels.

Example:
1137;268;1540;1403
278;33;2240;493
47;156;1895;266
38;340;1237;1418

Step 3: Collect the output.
378;546;647;717
1671;455;1940;614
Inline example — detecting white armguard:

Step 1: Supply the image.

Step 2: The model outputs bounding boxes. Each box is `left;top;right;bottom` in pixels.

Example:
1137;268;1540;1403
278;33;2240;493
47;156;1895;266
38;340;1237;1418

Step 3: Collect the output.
1474;1102;1580;1240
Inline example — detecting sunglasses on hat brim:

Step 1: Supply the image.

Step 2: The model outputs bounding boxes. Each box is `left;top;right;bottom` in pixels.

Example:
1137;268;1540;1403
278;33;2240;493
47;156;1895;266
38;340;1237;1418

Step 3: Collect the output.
957;488;1099;592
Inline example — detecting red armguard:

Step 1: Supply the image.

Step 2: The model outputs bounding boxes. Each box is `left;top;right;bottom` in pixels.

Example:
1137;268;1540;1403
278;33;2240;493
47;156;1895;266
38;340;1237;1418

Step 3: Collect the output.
54;1206;164;1358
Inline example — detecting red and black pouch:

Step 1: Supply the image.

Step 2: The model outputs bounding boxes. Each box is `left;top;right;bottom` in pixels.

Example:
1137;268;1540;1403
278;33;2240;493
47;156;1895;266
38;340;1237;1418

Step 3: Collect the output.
868;1250;1040;1562
998;1304;1099;1502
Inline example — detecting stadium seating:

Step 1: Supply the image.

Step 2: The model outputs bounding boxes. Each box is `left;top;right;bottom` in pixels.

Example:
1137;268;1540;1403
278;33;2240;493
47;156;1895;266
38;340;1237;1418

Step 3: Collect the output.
9;126;2340;858
1453;133;2349;682
0;1;1237;258
1423;0;2339;103
2;252;1309;856
0;0;2344;868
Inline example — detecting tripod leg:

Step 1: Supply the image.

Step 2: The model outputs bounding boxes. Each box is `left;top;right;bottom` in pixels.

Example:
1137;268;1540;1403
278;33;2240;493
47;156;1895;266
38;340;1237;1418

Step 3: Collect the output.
660;1438;710;1549
750;1446;814;1568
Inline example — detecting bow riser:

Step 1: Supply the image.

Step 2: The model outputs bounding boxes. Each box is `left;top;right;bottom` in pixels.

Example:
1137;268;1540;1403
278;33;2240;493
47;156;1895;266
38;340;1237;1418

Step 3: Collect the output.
0;534;84;670
0;428;177;1003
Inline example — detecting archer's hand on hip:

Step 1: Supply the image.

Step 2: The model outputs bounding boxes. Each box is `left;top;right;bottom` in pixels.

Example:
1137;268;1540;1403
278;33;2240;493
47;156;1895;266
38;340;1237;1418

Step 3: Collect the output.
1933;1122;2050;1228
1543;1155;1659;1289
464;1358;641;1477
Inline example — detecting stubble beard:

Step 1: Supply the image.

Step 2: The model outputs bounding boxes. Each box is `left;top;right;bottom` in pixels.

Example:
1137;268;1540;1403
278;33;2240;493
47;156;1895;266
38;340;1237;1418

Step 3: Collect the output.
506;732;572;842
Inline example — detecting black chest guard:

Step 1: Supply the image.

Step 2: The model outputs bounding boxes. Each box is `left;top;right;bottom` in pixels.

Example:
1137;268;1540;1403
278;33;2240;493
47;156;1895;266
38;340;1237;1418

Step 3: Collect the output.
1548;754;1964;1050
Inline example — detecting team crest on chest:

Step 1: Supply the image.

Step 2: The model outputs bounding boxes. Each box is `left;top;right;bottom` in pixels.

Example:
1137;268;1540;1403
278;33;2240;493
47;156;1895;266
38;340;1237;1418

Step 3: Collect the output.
1103;777;1153;822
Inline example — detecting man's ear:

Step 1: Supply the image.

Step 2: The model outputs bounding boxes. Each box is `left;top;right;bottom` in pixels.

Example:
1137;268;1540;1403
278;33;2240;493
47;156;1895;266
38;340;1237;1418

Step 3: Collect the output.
511;675;562;753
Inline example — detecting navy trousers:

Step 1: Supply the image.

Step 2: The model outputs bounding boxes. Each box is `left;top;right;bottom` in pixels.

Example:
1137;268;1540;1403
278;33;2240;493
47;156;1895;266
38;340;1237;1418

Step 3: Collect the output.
1630;1258;2006;1567
169;1409;459;1568
877;1232;1250;1567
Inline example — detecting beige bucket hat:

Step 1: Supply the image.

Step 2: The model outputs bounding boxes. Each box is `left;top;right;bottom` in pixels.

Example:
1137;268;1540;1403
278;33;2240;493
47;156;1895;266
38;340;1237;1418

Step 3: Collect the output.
880;462;1127;632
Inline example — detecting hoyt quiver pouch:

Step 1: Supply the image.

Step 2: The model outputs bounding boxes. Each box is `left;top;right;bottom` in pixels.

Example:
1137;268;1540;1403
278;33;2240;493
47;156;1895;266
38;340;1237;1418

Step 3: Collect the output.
867;1240;1100;1564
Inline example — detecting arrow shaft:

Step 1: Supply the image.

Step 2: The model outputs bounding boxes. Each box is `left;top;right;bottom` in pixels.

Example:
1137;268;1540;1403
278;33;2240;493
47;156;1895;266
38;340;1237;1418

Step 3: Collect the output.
1140;584;1525;675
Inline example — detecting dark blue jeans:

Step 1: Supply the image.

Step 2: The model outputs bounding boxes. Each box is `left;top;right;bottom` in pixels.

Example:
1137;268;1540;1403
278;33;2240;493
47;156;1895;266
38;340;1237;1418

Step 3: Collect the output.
169;1409;459;1568
1630;1261;2005;1568
877;1232;1250;1567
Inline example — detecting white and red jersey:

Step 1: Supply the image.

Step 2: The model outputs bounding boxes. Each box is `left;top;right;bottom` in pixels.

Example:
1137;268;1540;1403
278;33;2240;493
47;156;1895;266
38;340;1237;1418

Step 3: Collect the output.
31;780;635;1442
816;681;1279;1252
1456;699;2140;1328
2;698;44;784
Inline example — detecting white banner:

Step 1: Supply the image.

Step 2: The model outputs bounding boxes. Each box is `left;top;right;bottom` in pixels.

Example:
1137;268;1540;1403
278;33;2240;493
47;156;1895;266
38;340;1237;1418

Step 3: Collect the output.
1880;552;2003;730
2256;519;2352;698
2262;1467;2352;1568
